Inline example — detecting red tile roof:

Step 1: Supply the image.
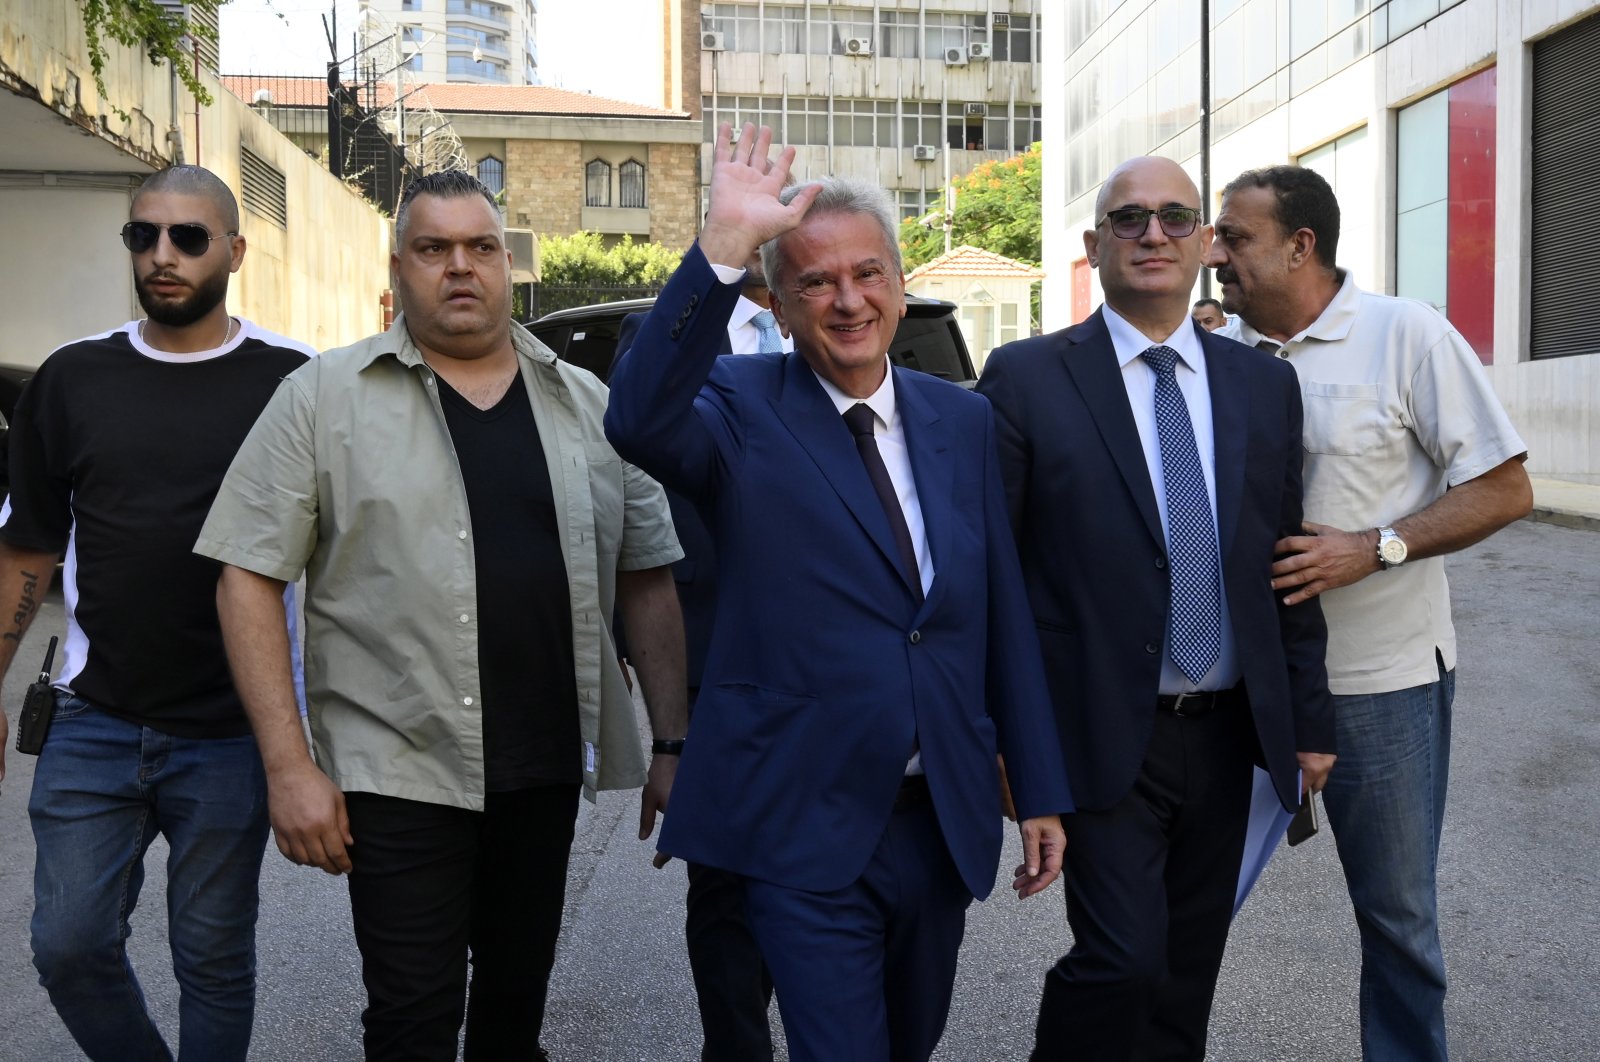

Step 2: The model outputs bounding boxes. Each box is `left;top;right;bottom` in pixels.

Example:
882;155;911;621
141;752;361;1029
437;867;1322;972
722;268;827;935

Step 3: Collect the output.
906;245;1045;281
220;76;688;119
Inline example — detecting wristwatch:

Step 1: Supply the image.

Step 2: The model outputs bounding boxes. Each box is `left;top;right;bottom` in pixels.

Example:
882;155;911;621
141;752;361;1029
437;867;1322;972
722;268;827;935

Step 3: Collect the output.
1376;526;1408;570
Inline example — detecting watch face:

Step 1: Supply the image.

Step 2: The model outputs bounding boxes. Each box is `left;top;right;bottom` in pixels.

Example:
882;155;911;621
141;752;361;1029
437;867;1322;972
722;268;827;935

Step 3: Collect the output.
1380;537;1408;564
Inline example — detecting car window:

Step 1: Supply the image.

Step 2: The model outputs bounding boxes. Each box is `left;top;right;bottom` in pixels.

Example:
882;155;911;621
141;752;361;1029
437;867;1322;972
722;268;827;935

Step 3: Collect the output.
890;310;974;385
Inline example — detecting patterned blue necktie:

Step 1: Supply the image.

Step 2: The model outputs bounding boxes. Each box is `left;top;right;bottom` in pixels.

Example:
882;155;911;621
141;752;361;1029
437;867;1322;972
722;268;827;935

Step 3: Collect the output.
751;309;784;354
1141;345;1222;685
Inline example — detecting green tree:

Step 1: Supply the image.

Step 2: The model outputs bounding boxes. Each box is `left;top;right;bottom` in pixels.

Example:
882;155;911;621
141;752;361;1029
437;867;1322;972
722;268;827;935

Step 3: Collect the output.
78;0;223;117
898;143;1042;271
537;232;682;287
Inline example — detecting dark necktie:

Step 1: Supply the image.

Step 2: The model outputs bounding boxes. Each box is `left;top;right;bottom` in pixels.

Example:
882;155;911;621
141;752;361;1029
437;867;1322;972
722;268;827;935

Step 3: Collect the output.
843;402;923;603
1140;345;1222;684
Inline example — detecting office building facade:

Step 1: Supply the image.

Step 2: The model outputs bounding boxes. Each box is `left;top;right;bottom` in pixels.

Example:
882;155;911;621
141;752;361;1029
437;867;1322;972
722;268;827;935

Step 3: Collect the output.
367;0;541;85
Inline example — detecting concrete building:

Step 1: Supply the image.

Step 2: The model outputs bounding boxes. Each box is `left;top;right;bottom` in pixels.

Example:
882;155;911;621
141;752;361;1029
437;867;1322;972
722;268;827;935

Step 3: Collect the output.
0;1;392;363
1042;0;1600;484
363;0;541;86
691;1;1044;219
226;77;701;250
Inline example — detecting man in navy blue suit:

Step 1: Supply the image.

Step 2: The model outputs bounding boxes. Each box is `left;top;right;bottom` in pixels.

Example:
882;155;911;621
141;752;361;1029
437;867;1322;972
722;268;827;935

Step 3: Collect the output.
605;123;1072;1062
977;156;1336;1060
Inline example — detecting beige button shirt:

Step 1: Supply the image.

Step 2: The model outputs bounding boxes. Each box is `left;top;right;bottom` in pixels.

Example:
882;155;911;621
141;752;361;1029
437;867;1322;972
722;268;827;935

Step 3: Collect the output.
1227;273;1526;695
196;316;682;808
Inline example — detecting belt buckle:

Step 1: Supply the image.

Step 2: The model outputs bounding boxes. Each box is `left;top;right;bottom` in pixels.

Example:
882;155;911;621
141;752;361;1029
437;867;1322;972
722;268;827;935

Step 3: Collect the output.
1170;691;1202;717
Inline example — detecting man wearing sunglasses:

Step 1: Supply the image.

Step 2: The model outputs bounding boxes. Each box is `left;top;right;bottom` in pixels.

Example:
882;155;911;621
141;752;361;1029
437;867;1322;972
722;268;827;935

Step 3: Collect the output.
0;164;313;1061
977;156;1334;1059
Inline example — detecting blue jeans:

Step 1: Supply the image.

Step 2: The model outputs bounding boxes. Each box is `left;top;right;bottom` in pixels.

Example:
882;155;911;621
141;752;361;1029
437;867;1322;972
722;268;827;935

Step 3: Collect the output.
1320;661;1455;1062
27;694;270;1061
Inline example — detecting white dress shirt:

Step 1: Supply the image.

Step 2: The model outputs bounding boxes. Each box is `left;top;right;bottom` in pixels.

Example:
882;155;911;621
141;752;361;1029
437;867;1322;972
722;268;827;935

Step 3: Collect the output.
1102;305;1241;695
726;294;795;355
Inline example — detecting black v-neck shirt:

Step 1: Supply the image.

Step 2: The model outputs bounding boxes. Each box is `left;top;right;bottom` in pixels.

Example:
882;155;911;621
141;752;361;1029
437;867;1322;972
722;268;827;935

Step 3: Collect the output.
436;374;579;789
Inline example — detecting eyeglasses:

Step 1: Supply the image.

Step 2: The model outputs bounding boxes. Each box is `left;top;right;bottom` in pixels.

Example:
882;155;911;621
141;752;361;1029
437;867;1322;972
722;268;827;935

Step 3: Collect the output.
1098;207;1202;240
120;221;237;257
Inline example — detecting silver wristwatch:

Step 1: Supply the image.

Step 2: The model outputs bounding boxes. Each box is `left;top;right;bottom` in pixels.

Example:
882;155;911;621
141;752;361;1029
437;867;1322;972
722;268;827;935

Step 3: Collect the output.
1376;526;1408;570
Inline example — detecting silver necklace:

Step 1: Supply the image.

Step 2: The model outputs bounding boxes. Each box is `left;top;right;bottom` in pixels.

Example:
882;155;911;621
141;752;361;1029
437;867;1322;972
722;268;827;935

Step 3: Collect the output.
139;316;236;349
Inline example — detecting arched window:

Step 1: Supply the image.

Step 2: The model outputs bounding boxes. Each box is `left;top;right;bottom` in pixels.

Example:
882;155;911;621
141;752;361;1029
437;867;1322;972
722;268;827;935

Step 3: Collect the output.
619;158;646;208
476;156;504;196
585;159;611;207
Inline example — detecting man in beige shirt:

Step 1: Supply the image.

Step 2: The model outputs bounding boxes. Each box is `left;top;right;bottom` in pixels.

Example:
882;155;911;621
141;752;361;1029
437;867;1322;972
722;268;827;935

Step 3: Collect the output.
1208;164;1531;1062
197;171;687;1062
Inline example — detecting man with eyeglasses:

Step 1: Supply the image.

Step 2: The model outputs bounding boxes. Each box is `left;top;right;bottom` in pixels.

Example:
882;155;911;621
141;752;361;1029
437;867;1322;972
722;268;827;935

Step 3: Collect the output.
977;156;1335;1060
1208;165;1530;1061
0;165;312;1061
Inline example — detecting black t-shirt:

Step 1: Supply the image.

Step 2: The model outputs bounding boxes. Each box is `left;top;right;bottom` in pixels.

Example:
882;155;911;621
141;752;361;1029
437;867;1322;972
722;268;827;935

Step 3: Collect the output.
436;374;579;790
0;321;311;738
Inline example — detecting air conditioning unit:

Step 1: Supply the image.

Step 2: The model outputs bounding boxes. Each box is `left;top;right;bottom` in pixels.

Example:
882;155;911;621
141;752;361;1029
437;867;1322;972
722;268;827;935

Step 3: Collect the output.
992;13;1011;29
845;37;873;56
965;102;988;116
944;46;967;66
912;144;938;161
969;42;992;60
702;31;725;51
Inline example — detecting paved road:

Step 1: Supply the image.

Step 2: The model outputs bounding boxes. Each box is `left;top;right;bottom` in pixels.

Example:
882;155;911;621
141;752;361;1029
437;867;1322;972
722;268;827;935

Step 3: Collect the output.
2;518;1597;1060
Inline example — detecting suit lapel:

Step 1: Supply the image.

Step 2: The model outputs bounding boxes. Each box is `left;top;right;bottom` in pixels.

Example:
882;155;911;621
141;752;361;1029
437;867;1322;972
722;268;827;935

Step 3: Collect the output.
1059;312;1165;548
770;355;917;597
896;371;950;615
1203;327;1250;557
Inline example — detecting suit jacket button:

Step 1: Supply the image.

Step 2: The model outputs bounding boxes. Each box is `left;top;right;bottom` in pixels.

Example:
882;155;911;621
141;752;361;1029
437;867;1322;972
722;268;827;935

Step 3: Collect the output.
1155;557;1167;570
909;630;922;645
688;294;700;308
670;326;682;340
1144;642;1159;654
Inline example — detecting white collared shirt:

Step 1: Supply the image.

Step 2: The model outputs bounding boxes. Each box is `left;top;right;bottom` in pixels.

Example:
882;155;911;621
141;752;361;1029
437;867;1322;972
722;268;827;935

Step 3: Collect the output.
726;294;795;356
1228;272;1527;695
1102;304;1241;695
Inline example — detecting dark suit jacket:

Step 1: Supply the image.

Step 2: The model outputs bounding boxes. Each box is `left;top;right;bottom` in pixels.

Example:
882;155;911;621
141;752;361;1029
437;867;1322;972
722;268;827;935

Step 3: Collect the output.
605;246;1072;899
613;311;723;690
976;310;1333;814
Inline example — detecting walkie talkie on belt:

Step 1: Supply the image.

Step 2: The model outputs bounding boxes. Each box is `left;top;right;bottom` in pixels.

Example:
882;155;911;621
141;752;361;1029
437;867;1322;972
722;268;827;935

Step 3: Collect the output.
14;635;59;756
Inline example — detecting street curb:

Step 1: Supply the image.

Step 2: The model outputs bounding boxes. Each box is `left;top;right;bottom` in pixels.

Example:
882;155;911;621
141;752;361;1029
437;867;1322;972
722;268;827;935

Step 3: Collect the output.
1526;507;1600;533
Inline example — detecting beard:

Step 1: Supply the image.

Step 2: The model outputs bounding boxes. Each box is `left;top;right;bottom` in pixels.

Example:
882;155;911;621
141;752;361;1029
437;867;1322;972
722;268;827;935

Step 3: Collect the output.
135;267;229;327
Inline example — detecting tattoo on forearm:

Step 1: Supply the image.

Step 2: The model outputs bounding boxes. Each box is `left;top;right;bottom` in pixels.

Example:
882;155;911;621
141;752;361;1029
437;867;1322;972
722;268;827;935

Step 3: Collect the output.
3;569;40;644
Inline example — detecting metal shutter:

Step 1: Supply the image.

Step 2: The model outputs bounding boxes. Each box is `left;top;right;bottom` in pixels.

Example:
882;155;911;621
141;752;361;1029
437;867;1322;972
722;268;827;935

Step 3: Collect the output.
240;147;288;229
1530;13;1600;359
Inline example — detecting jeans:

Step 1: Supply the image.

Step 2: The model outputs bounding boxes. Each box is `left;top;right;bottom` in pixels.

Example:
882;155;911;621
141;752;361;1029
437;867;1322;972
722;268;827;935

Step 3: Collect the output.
27;693;269;1062
344;785;580;1062
1320;661;1455;1062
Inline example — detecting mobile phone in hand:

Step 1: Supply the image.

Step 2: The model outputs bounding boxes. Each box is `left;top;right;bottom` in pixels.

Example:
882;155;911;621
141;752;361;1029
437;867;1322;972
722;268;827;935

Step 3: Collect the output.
1286;789;1319;846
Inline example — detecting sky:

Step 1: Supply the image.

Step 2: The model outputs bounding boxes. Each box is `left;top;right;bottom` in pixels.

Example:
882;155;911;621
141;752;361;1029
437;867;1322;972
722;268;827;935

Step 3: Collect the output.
218;0;661;106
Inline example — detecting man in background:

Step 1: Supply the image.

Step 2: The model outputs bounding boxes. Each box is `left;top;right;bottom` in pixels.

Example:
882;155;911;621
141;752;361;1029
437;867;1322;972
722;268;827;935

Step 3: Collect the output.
0;165;313;1061
1191;297;1227;331
1208;164;1531;1061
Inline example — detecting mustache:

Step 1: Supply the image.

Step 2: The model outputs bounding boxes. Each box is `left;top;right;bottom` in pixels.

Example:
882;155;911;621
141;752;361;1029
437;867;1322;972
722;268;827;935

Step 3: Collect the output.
1214;267;1238;285
143;271;189;288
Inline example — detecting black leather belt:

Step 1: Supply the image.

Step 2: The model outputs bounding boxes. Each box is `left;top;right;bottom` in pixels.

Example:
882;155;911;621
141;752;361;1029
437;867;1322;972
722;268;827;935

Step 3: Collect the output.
1157;685;1244;718
894;773;931;810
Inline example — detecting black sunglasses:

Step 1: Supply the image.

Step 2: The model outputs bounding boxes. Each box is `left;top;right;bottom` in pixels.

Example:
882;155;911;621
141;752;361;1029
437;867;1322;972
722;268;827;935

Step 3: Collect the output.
120;221;237;257
1099;207;1202;240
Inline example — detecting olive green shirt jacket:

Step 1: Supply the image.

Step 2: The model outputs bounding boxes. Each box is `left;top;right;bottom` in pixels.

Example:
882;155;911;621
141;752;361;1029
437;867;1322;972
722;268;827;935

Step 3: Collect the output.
196;316;682;808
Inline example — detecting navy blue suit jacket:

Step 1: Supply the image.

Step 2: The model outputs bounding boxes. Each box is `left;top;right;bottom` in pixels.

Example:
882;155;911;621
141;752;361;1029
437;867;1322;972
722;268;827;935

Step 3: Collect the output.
605;246;1072;898
977;311;1333;814
614;311;724;690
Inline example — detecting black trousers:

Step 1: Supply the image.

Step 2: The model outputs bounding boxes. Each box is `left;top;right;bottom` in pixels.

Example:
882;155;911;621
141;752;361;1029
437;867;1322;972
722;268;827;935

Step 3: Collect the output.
1032;704;1256;1062
344;785;580;1062
686;861;775;1061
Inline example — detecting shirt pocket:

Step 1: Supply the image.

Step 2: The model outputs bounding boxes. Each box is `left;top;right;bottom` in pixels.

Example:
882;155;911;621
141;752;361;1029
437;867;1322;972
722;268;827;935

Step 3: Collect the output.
1301;382;1385;457
584;441;624;555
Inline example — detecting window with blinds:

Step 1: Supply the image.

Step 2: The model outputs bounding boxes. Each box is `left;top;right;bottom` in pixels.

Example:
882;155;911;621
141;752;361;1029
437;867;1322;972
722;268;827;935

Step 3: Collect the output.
1530;13;1600;360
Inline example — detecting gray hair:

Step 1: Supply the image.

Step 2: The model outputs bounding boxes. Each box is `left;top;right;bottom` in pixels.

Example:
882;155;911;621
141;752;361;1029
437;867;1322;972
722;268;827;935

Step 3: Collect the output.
134;165;240;232
760;176;903;295
395;169;501;243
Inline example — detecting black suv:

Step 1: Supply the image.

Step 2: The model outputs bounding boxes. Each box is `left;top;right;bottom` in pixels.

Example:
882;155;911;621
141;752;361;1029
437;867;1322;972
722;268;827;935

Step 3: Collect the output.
523;295;978;387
